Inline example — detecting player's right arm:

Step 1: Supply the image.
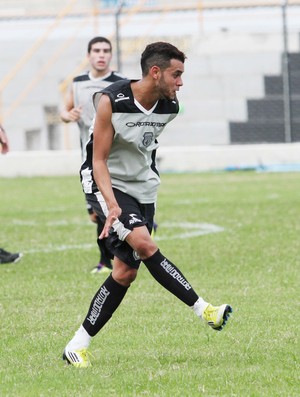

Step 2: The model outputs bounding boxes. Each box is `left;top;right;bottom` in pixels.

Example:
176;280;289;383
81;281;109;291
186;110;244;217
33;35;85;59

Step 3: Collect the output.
92;94;121;239
60;88;82;123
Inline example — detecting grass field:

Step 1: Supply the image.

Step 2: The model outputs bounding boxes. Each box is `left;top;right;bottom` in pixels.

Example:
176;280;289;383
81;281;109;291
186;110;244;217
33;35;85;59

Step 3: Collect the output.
0;172;299;397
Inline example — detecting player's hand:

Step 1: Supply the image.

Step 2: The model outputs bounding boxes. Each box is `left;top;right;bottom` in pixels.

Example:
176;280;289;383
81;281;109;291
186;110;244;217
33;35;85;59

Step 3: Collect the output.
99;205;122;239
67;106;82;122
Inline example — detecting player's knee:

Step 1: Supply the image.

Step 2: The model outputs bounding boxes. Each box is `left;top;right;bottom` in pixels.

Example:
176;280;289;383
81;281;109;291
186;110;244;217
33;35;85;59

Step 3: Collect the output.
136;239;157;260
112;266;137;287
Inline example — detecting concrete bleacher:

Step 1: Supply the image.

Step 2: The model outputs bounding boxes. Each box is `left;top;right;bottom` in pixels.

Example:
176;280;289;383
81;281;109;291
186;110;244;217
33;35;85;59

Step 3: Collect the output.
230;43;300;143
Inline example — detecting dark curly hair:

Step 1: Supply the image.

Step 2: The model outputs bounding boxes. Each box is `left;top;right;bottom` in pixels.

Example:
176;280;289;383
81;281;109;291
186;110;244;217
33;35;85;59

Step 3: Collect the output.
140;42;186;77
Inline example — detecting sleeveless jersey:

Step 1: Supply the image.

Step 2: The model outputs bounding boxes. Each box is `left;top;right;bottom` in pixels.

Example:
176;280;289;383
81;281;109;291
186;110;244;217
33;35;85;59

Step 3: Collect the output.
80;79;179;204
72;70;125;158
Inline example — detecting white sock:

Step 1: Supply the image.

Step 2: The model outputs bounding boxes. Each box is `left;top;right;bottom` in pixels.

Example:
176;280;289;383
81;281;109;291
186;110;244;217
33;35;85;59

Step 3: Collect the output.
66;325;92;350
192;297;209;319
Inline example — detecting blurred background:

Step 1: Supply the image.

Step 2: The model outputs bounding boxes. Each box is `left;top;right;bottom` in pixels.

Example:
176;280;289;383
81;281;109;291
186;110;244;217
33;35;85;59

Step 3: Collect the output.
1;0;300;173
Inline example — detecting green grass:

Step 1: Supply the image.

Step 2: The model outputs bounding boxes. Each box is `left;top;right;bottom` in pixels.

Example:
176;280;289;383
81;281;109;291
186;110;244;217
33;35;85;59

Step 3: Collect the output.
0;172;299;397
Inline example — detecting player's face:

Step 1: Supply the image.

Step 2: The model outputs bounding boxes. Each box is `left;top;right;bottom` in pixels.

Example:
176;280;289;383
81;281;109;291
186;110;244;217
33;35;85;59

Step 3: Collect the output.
88;42;112;74
158;59;184;100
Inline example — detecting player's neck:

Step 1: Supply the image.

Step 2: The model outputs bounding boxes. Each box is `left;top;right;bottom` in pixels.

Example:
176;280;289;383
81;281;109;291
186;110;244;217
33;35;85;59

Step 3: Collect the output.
131;80;159;110
90;68;111;79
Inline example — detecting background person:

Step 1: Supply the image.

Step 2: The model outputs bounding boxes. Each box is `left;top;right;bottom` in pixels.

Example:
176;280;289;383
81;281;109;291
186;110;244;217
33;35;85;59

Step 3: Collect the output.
0;123;23;264
60;36;125;274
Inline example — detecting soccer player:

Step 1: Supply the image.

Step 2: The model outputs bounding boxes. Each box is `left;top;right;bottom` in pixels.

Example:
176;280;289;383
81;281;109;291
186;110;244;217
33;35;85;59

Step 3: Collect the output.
61;36;125;274
0;123;23;264
63;42;232;367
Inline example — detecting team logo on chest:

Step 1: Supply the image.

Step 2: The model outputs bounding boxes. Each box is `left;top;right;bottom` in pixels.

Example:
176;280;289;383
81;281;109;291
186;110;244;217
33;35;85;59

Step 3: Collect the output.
142;131;154;147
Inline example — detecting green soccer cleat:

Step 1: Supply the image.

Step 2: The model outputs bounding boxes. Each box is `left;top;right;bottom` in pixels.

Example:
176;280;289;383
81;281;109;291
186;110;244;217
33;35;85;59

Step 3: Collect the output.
62;347;93;368
202;303;232;331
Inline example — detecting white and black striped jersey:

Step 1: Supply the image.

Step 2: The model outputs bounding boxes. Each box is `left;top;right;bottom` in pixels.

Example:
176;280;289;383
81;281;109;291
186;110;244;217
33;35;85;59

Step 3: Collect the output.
72;70;125;158
80;79;179;204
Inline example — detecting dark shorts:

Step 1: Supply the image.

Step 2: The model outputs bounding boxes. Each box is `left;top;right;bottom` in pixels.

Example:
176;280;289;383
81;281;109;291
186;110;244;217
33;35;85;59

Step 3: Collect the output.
85;189;155;268
86;199;94;216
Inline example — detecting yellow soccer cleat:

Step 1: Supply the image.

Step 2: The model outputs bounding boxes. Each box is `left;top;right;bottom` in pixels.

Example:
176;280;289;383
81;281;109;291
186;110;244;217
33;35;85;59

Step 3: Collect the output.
202;303;232;331
63;347;93;368
90;263;111;274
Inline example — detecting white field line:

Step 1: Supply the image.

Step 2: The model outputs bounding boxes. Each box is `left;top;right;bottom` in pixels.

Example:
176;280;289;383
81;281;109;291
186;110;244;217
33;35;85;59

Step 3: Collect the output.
20;221;224;254
25;243;95;254
12;219;90;226
155;222;224;241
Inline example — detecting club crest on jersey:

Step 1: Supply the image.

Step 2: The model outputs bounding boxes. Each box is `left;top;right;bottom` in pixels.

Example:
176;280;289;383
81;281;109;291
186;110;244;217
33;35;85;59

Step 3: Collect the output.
142;131;153;147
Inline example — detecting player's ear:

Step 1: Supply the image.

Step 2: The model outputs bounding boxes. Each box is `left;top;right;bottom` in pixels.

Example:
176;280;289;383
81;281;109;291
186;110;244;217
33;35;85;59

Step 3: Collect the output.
150;65;161;80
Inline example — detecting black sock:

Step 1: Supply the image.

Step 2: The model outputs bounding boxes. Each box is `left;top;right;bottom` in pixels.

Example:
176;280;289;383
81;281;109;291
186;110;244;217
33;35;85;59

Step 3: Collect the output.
83;274;128;336
143;250;198;306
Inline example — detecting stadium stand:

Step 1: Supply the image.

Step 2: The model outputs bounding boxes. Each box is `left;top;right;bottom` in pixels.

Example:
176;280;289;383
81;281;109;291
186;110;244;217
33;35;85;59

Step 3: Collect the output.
230;36;300;143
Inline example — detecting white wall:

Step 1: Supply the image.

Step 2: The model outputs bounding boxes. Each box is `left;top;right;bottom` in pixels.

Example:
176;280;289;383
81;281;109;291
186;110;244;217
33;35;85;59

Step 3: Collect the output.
1;143;300;177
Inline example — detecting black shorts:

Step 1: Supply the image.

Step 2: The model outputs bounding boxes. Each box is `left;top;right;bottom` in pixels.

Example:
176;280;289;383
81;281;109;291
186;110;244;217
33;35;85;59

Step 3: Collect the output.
86;199;94;215
85;189;155;268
